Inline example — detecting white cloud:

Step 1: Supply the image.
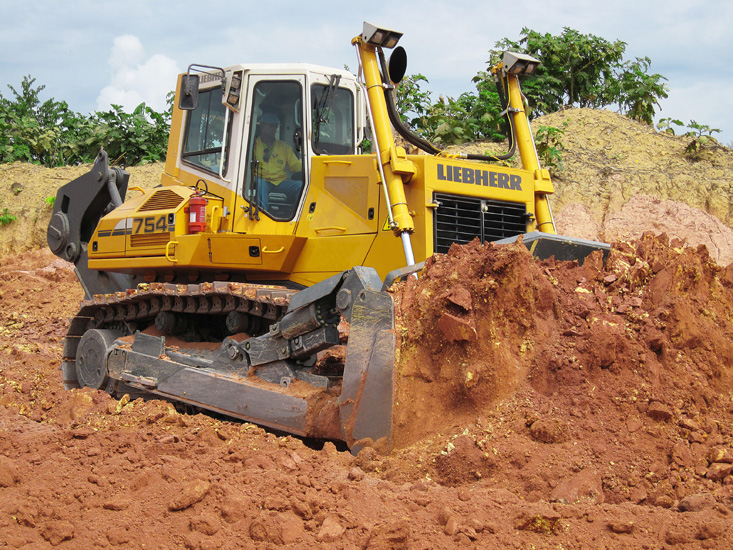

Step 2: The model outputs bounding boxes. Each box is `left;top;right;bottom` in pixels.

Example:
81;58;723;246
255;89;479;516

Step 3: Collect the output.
107;34;145;68
96;35;179;113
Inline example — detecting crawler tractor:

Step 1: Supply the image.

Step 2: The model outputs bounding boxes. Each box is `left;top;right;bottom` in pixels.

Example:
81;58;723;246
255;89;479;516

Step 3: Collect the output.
47;22;608;451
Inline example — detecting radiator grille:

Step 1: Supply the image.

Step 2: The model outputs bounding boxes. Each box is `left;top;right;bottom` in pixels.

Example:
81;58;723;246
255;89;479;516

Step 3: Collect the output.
130;232;171;248
433;193;528;254
139;189;184;212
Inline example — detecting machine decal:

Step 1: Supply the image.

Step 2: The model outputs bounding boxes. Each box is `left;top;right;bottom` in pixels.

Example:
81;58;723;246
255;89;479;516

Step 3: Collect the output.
100;216;169;238
437;164;523;191
132;215;168;234
199;73;222;84
98;218;130;237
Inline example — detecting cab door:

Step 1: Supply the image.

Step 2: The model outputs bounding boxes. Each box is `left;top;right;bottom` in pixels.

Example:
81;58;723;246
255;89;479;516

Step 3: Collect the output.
234;76;308;235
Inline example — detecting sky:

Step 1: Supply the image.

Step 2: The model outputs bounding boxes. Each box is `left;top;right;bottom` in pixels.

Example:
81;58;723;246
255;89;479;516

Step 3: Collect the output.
1;0;731;143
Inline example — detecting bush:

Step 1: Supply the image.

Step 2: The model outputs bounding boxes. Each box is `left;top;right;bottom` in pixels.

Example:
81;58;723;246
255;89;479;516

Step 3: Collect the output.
535;122;567;175
0;76;172;167
0;207;17;226
490;28;668;124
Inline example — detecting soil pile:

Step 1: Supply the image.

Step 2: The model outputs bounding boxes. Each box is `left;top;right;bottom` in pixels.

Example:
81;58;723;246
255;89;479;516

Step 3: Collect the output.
543;108;733;266
451;108;733;265
391;237;733;504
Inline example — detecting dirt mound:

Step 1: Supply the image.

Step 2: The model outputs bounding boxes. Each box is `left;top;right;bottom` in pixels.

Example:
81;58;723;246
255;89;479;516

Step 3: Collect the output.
540;108;733;225
451;108;733;264
543;108;733;264
391;237;733;511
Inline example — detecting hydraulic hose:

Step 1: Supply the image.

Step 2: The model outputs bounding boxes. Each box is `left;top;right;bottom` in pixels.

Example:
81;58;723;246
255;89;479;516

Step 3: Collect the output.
377;49;441;155
459;76;516;161
377;50;516;162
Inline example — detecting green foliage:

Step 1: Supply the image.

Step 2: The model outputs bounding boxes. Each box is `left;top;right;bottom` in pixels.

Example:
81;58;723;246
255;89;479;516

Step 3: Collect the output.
658;118;721;137
685;120;719;138
395;74;433;130
534;122;566;174
395;72;506;146
422;95;474;145
657;118;722;161
656;117;685;134
463;71;507;141
0;207;17;226
490;28;668;122
0;75;172;167
359;138;372;154
395;75;472;144
612;57;668;124
391;29;670;149
91;103;171;165
45;196;56;207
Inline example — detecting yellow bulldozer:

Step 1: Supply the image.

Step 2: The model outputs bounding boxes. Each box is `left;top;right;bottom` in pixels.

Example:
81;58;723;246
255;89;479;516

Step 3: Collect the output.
47;22;607;451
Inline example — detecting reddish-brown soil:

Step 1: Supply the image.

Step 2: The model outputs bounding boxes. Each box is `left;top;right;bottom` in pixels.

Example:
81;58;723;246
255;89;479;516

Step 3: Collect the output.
2;236;732;549
1;109;733;548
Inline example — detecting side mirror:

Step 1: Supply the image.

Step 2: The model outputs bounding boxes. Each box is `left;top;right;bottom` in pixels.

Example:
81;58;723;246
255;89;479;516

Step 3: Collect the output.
179;74;200;110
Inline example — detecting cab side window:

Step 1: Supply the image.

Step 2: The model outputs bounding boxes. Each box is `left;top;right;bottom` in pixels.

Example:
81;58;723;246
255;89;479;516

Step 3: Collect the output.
182;86;231;174
312;83;354;155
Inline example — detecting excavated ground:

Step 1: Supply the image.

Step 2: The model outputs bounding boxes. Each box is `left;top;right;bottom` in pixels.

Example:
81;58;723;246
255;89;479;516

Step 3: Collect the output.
1;110;733;548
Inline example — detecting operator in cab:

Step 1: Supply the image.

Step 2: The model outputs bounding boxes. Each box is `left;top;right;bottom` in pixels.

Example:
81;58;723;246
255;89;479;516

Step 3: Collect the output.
254;112;302;213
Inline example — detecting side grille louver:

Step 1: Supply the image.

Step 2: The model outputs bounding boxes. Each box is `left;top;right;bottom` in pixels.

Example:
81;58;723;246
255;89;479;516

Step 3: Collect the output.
130;233;171;248
433;193;528;254
139;189;184;212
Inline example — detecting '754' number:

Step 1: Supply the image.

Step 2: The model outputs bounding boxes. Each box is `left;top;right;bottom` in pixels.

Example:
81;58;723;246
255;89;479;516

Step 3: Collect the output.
132;216;167;234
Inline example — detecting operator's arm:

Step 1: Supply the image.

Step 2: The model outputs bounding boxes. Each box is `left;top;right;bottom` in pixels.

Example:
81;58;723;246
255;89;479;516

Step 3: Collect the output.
285;146;302;174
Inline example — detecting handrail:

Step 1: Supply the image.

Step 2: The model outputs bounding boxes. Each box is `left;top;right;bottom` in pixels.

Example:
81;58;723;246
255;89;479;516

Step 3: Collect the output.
165;240;179;263
314;226;347;234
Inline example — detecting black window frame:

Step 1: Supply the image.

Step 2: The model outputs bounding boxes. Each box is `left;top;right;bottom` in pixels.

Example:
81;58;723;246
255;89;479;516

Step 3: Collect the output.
311;83;355;156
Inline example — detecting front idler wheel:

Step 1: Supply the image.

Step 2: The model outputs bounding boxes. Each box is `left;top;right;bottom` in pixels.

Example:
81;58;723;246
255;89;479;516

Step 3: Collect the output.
76;329;121;389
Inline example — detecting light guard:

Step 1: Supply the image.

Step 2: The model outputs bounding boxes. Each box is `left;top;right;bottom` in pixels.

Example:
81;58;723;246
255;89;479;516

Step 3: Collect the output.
362;22;403;49
502;51;541;76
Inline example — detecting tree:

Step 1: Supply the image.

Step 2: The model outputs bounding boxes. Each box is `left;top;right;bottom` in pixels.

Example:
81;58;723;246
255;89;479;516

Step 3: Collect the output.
489;28;668;123
0;75;172;167
612;56;669;124
395;72;506;145
394;73;433;130
0;76;84;166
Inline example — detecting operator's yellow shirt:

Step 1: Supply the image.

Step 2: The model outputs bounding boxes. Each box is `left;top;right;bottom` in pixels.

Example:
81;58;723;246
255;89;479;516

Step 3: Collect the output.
254;138;302;184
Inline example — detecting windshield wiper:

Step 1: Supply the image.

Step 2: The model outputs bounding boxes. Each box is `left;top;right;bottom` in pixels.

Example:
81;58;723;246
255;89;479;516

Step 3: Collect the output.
313;74;341;154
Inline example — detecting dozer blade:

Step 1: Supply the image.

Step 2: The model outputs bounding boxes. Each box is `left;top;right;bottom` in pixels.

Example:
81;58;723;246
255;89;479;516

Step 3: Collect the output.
498;231;611;264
